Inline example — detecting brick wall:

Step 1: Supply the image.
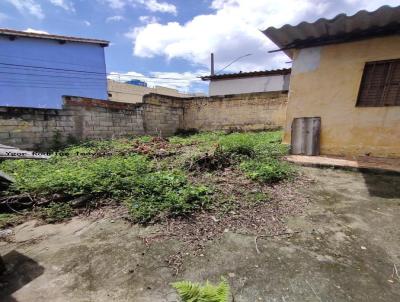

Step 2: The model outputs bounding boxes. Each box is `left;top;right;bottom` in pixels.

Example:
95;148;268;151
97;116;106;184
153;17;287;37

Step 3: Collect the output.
0;92;287;150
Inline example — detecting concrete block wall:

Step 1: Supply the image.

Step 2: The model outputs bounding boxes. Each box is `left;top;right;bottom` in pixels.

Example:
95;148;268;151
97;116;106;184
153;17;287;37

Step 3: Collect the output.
0;97;146;150
0;91;287;150
144;91;288;132
142;94;184;136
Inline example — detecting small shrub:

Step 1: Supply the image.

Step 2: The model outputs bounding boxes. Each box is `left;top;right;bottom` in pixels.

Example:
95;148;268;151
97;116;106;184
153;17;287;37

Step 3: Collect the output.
172;278;230;302
43;202;73;223
240;159;295;183
126;171;210;223
218;133;257;157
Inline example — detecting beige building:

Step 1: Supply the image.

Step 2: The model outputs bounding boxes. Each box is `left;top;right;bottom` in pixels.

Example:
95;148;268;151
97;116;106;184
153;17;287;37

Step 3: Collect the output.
107;80;201;103
264;5;400;158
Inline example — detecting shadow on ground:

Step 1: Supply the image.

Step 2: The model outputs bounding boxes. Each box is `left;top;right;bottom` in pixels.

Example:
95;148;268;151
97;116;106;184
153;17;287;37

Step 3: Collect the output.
361;171;400;198
0;250;44;302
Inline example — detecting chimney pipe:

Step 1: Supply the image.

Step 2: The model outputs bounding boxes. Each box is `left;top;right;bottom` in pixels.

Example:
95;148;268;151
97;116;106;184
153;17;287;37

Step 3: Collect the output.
211;53;214;76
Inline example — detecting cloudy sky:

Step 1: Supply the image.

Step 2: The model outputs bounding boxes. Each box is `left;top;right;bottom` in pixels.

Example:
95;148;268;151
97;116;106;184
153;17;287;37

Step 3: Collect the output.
0;0;398;93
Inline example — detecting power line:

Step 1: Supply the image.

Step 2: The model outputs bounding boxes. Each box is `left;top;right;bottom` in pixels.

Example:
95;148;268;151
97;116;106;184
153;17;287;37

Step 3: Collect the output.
0;78;105;85
0;62;106;75
0;85;102;89
215;53;252;75
0;62;203;81
0;53;104;69
0;70;105;81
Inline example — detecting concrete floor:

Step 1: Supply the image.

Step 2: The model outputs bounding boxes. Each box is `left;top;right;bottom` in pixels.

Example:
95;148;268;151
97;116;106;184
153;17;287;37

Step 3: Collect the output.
1;167;400;301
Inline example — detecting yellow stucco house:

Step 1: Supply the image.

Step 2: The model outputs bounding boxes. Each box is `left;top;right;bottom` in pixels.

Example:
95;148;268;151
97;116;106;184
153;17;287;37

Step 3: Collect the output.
263;5;400;158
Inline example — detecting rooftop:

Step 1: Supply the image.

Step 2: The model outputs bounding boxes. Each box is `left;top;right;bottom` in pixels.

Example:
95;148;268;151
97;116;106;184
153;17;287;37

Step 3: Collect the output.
263;5;400;57
0;28;109;47
201;68;291;81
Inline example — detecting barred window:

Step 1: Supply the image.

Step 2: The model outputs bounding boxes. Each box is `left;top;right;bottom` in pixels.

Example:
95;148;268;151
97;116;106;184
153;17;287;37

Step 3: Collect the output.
356;59;400;107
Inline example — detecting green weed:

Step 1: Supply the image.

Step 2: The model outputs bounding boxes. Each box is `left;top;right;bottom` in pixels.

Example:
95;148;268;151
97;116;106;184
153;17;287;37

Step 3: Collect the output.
126;171;210;223
240;159;295;183
172;278;230;302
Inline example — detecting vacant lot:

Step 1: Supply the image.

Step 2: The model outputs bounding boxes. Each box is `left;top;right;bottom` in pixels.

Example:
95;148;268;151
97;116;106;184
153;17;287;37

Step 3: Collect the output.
1;132;399;301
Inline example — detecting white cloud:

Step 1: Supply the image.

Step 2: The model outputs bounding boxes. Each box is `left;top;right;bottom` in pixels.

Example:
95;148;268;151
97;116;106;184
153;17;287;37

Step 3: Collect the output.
102;0;176;14
49;0;75;12
137;0;176;15
139;15;159;24
25;28;49;34
103;0;127;9
108;70;207;92
83;20;91;26
5;0;44;19
129;0;399;73
106;15;125;22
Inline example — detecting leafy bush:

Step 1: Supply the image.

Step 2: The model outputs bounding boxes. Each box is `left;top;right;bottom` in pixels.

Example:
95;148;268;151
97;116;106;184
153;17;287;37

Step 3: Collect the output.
127;171;210;223
218;133;257;157
43;202;73;223
0;155;151;196
240;159;295;183
172;278;230;302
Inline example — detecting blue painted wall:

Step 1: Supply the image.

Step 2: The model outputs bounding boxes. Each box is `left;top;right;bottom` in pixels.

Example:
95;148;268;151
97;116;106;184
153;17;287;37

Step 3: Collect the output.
0;35;107;109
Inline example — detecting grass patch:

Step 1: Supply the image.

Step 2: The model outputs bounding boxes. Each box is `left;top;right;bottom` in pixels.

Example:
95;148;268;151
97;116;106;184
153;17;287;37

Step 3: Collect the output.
0;155;151;196
240;159;295;183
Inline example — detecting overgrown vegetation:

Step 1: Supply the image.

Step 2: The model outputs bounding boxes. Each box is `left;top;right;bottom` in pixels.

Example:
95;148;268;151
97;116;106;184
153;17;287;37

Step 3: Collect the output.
172;278;230;302
0;130;294;224
43;202;73;223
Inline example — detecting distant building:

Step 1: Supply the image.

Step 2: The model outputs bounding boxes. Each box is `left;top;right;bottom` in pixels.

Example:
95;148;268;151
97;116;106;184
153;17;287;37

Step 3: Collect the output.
126;79;147;87
201;69;291;96
0;28;109;109
107;79;204;103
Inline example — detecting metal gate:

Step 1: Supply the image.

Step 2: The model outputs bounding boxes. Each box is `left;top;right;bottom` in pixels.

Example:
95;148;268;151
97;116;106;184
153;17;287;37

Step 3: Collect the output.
290;117;321;155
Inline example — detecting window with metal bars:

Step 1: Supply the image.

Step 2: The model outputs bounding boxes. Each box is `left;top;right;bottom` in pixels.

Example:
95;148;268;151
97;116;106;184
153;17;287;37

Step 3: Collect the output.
356;59;400;107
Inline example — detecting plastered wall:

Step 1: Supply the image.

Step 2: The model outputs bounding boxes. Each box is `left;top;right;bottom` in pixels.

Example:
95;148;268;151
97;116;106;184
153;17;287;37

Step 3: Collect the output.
285;36;400;158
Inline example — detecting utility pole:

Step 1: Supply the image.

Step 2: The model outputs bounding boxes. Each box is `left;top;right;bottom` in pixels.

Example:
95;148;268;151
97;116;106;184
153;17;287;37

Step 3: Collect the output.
210;53;215;76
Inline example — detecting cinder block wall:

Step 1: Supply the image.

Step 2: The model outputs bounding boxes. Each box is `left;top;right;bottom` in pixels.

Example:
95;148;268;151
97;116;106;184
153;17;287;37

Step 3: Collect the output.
142;94;184;136
0;92;287;150
183;91;288;131
0;97;147;150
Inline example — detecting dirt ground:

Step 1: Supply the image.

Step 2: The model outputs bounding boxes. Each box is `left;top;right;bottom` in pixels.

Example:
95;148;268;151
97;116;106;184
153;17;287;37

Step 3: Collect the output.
1;167;400;302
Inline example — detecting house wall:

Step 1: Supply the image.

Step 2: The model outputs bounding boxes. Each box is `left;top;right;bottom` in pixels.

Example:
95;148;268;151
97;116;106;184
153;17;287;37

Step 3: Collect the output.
107;80;197;103
182;91;288;131
209;74;289;96
285;35;400;158
0;36;107;109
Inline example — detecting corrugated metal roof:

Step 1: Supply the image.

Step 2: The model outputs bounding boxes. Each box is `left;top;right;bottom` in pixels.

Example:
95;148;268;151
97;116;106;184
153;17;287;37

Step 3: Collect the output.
263;5;400;57
201;68;291;81
0;28;109;46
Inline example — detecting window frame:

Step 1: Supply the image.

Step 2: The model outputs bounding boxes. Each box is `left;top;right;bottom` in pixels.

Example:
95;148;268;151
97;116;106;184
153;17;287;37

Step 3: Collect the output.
356;58;400;107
